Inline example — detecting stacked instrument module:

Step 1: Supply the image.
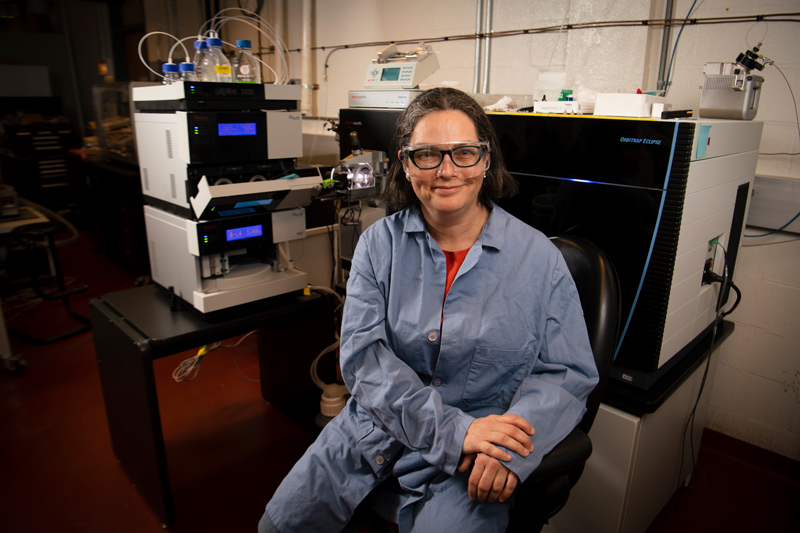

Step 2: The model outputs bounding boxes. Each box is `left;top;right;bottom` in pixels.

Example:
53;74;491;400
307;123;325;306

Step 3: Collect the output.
132;82;322;315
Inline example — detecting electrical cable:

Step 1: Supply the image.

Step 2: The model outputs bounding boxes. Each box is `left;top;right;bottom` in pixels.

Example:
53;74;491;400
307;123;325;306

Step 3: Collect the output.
674;240;728;524
742;236;800;247
171;330;259;383
744;209;800;237
220;329;260;382
721;281;741;318
228;349;261;382
663;0;698;97
172;342;221;382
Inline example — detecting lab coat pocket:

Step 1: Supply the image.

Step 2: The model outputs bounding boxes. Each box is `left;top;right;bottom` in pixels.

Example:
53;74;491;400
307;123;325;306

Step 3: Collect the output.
462;347;532;409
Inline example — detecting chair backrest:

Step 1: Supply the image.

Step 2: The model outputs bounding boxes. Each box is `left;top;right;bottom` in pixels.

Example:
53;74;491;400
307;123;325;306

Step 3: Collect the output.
551;235;621;433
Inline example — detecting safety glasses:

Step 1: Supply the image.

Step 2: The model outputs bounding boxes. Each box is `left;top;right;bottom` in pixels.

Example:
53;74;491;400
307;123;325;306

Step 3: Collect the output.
403;142;489;170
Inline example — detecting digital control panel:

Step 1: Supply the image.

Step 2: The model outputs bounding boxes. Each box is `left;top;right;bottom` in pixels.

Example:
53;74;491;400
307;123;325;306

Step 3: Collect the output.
185;111;268;165
365;64;418;89
194;212;274;254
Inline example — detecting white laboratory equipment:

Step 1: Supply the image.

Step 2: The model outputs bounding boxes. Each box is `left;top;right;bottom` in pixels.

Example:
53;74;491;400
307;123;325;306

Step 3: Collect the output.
132;82;322;315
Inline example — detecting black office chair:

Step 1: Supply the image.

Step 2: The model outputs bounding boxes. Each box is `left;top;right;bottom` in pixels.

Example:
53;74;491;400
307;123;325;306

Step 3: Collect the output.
506;235;621;532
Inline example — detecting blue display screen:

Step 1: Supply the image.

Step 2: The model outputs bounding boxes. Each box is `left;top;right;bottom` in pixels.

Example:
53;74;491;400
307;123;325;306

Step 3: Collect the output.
381;67;401;81
218;122;257;136
234;199;273;209
226;224;263;242
218;207;256;217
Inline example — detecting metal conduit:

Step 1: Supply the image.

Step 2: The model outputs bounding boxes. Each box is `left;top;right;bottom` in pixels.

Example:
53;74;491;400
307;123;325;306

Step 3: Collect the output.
657;0;675;93
473;0;484;93
480;0;493;94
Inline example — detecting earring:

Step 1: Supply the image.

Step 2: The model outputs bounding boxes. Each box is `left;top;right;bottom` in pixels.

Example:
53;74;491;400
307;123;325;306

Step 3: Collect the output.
406;174;411;182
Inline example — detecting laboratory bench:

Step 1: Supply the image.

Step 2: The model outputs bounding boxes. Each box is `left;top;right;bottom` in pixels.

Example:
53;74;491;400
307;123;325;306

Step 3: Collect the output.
90;284;336;527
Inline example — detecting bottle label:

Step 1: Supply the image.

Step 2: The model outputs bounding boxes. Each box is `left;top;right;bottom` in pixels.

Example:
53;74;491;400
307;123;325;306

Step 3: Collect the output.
215;65;232;75
240;65;251;75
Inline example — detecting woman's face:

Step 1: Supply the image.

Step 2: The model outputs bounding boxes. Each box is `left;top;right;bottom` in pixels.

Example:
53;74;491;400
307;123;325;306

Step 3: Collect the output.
402;110;489;222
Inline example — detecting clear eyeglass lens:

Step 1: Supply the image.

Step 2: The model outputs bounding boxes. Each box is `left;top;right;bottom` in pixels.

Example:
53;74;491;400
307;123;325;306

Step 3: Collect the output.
409;145;485;170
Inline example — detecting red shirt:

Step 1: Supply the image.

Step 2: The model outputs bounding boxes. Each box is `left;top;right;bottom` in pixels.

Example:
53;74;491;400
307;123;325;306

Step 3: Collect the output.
444;249;470;298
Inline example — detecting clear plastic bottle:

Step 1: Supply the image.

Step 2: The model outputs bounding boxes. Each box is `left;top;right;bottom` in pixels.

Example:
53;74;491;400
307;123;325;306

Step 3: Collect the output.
161;62;179;84
200;37;232;82
192;39;207;80
233;39;261;83
179;62;198;81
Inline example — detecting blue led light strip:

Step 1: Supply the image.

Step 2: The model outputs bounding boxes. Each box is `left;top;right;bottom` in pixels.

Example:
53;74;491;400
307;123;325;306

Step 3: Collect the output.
613;122;680;360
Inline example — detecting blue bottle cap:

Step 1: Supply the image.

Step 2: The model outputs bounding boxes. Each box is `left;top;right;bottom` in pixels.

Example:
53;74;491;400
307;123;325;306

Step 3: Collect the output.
194;40;207;49
236;39;252;49
179;62;195;72
162;62;179;73
206;37;222;47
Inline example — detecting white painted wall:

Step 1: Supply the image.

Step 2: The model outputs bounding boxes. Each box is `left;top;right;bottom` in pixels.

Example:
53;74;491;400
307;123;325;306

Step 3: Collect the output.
155;0;800;460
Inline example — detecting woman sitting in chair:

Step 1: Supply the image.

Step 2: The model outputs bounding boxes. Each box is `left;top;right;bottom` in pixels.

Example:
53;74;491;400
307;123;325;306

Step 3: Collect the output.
259;87;598;533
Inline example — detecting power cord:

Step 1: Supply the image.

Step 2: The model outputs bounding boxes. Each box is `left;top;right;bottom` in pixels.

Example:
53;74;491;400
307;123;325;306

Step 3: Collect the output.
674;241;730;523
171;330;258;382
172;343;220;382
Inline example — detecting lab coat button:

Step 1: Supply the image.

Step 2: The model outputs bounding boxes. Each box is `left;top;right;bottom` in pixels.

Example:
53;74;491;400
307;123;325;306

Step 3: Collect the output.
432;378;443;387
375;455;385;465
427;331;438;342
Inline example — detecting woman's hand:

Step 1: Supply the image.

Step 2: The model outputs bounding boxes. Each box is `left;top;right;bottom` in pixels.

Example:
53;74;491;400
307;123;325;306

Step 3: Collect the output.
461;414;534;462
458;453;519;502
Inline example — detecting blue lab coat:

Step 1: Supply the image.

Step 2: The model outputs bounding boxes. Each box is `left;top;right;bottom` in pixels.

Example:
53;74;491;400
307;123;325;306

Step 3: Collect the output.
262;203;598;532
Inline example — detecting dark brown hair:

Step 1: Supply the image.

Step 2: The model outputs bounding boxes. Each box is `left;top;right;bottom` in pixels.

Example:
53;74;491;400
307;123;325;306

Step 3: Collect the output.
382;87;517;211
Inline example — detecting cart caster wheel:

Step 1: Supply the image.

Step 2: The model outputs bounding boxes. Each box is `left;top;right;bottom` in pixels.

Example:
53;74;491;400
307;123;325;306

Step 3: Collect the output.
3;355;28;376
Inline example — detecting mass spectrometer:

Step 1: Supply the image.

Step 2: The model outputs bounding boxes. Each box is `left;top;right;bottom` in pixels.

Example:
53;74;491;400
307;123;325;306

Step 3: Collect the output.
132;82;322;315
337;107;762;390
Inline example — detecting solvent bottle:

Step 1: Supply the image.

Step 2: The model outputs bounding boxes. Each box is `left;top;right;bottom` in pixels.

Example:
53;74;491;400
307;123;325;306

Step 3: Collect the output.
233;39;261;83
200;38;232;82
192;40;207;80
179;62;198;81
162;62;179;84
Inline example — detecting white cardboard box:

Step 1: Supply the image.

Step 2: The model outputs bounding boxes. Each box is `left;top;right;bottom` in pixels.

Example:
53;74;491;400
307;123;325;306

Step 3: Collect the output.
593;93;669;118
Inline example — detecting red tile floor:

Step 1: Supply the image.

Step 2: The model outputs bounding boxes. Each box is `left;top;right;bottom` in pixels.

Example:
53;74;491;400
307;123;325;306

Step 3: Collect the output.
1;231;798;532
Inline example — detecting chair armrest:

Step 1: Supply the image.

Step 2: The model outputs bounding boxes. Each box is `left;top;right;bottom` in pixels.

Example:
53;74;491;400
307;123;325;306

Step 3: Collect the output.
524;427;592;484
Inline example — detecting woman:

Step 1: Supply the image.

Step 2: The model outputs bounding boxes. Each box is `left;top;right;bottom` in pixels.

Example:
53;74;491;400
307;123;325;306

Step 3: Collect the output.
259;87;598;532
